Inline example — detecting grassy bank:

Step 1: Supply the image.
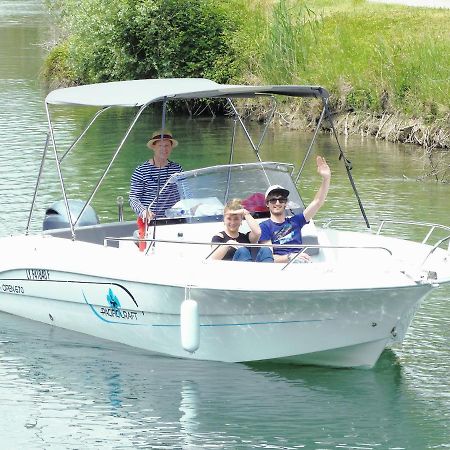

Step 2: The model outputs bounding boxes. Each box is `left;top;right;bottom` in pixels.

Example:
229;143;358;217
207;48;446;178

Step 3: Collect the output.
240;0;449;151
44;0;449;153
249;0;449;114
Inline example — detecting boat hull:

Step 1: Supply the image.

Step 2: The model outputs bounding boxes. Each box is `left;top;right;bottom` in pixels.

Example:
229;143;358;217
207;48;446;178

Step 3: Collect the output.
0;264;432;368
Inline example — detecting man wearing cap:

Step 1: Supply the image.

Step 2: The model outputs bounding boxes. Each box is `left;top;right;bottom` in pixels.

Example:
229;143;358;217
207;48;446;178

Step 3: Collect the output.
260;156;331;263
129;130;182;221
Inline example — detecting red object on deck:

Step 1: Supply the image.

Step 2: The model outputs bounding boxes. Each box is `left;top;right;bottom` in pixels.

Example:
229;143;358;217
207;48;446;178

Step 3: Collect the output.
137;217;147;252
242;192;268;212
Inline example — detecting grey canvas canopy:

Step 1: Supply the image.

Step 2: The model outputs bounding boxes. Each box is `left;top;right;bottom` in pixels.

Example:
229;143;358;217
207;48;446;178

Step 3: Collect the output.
45;78;329;107
33;77;367;240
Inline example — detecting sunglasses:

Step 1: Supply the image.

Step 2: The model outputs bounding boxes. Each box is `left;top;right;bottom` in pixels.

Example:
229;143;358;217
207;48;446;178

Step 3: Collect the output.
268;197;287;204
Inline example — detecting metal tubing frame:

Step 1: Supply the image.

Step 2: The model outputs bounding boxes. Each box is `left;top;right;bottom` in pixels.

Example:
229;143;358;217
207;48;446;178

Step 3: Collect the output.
322;218;370;229
223;114;238;204
45;102;76;239
226;96;277;186
148;98;168;250
41;90;372;239
376;219;450;244
43;104;123;237
25;132;50;235
420;234;450;268
255;95;277;155
226;95;277;162
72;103;150;228
104;235;393;258
59;106;111;163
294;102;327;184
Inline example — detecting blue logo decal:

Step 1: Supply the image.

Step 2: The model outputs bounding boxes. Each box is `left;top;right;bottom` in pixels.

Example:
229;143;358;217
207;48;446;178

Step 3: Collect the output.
107;288;121;309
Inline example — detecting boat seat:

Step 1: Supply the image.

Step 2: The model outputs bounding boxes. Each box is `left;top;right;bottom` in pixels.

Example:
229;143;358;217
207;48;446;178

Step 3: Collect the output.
302;221;320;256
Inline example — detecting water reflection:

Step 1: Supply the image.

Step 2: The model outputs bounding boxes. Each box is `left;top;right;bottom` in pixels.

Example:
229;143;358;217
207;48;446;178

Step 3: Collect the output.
1;311;448;449
0;0;48;237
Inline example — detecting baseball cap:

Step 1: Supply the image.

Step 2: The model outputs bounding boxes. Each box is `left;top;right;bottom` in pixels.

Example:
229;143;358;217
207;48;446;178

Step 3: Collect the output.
264;185;290;200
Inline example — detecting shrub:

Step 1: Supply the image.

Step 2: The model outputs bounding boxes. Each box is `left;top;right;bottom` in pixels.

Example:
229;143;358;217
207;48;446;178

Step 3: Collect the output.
45;0;244;85
41;41;75;87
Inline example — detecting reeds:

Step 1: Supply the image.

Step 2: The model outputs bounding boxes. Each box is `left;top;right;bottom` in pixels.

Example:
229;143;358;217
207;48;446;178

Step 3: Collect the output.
257;0;323;84
242;0;450;121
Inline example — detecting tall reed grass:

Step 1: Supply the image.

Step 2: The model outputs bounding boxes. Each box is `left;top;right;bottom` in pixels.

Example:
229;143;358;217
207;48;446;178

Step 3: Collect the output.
243;0;450;119
257;0;323;84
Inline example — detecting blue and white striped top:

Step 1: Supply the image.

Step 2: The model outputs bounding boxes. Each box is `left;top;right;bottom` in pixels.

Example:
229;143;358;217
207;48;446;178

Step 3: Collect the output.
129;160;183;218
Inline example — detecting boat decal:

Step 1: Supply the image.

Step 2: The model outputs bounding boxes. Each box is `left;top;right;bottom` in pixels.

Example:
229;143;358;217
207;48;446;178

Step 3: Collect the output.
1;283;25;294
82;291;143;325
99;306;139;321
2;277;139;308
152;318;331;327
200;319;331;326
106;288;121;309
26;269;50;280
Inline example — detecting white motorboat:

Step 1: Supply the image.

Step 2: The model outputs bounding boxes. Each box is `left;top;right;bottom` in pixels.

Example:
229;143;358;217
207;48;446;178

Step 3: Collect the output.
0;78;448;368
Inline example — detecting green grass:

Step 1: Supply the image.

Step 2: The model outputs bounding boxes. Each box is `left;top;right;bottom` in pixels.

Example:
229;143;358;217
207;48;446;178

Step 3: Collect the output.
243;0;450;119
44;0;449;125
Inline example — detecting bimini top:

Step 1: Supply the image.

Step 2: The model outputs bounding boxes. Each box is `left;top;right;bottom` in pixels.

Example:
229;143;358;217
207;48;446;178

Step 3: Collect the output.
45;78;329;107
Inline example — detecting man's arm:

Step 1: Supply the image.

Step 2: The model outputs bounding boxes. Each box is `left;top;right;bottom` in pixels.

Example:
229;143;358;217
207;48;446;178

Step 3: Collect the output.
273;252;288;263
303;156;331;222
129;168;146;217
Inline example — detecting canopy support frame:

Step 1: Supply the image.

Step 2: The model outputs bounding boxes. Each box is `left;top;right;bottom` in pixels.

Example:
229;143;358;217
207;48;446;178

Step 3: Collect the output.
72;103;150;228
60;106;112;163
226;95;277;188
25;132;50;235
45;102;76;239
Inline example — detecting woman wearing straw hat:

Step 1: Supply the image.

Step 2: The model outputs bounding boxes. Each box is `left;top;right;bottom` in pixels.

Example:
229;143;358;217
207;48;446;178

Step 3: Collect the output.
129;130;183;221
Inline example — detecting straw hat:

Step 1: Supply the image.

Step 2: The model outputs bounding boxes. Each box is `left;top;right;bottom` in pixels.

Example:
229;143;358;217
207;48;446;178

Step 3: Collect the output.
147;130;178;148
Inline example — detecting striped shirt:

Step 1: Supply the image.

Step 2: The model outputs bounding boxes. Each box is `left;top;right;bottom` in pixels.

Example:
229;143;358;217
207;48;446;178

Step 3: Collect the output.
129;160;183;218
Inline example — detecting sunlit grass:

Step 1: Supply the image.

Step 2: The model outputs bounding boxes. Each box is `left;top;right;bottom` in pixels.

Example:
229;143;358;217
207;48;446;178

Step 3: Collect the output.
242;0;450;118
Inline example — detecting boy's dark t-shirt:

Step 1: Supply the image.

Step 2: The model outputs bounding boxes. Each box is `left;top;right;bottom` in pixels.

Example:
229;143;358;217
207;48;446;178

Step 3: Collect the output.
211;231;251;260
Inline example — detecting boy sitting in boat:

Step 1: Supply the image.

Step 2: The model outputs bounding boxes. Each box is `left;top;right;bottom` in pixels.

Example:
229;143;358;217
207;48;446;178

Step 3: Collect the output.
211;199;273;262
260;156;331;263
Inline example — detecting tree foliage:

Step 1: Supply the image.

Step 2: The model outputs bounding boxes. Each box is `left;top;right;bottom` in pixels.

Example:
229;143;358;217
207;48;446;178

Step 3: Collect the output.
45;0;244;86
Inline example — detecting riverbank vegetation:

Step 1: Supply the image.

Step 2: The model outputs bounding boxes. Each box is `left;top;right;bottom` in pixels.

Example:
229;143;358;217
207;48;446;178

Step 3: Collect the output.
44;0;449;159
248;0;449;157
43;0;245;85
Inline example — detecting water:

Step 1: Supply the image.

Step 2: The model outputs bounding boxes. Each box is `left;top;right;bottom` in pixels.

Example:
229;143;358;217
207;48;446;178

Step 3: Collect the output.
0;1;449;448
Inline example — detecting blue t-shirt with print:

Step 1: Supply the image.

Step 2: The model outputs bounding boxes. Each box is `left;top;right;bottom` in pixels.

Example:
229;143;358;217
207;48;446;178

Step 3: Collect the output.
259;213;308;255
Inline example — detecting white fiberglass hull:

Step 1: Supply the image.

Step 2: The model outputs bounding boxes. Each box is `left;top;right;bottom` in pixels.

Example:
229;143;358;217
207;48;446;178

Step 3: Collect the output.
0;233;441;368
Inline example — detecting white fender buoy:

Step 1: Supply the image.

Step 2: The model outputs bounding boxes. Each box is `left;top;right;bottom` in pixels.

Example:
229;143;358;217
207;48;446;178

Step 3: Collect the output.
180;299;200;353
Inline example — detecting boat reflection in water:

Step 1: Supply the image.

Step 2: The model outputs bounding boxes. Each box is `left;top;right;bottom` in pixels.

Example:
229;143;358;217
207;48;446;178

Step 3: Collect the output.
0;312;445;448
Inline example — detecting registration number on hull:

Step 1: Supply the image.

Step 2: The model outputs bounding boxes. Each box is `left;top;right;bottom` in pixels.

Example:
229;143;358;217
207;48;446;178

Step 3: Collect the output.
26;269;50;281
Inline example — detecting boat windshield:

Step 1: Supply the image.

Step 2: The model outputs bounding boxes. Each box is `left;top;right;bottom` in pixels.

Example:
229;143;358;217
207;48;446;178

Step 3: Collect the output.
159;162;305;222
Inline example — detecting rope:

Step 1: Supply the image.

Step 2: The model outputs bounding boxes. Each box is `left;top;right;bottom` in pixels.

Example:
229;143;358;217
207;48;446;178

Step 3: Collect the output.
325;101;370;229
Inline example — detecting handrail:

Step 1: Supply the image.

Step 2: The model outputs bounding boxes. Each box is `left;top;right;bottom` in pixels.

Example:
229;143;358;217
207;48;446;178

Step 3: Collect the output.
376;219;450;245
323;218;450;248
420;234;450;269
322;218;370;229
103;236;393;262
